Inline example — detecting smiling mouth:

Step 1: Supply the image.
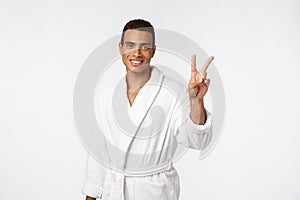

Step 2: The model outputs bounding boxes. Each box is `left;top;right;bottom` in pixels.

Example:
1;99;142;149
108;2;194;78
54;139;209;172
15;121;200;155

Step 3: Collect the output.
130;59;143;67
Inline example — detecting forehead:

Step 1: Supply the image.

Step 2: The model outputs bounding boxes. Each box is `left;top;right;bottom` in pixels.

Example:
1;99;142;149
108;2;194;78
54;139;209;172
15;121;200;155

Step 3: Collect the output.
123;29;153;44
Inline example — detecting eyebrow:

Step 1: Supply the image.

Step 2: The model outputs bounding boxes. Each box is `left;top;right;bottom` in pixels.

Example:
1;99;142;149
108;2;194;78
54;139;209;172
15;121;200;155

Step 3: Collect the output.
124;41;135;45
124;41;151;45
140;42;151;46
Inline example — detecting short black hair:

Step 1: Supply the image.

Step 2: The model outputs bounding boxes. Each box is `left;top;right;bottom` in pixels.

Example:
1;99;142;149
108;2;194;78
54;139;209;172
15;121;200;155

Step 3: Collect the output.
120;19;155;47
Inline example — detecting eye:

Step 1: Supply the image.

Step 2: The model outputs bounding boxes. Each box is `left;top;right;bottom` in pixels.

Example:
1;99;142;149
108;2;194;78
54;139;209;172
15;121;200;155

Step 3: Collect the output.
141;45;151;50
126;44;134;49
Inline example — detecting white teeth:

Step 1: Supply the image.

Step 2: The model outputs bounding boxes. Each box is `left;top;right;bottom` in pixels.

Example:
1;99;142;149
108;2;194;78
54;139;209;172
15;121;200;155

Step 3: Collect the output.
131;60;141;64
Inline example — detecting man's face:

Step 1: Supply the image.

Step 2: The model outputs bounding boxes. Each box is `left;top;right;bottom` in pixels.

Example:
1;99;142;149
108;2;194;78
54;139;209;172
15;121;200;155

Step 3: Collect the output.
119;29;156;72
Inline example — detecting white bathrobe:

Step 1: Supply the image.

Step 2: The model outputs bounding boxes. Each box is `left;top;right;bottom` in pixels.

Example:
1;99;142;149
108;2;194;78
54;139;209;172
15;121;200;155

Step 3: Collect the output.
82;66;213;200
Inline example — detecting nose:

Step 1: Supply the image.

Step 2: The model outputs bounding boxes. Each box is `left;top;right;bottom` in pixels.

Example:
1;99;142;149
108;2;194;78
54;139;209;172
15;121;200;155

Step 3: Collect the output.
132;47;142;57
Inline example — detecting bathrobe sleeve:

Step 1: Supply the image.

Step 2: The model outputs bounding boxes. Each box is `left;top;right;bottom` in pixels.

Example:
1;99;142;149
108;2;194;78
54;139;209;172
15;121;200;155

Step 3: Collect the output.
173;86;213;151
82;154;106;199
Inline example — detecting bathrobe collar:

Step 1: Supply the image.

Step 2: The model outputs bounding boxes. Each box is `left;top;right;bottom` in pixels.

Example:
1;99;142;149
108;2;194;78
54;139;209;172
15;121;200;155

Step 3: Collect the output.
115;66;164;130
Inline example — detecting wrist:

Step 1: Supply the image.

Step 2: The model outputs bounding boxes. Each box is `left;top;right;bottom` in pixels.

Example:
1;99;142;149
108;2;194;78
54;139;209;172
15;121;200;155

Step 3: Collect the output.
189;99;206;125
190;98;204;107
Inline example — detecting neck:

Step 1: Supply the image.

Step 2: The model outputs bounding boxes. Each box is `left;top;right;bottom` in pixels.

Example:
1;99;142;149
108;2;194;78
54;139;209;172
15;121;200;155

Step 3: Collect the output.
126;67;151;92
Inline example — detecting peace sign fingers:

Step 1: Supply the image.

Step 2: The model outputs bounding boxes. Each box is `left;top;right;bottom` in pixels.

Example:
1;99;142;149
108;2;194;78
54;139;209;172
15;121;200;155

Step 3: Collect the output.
200;55;214;75
190;54;198;83
191;54;197;71
190;55;214;83
198;56;214;81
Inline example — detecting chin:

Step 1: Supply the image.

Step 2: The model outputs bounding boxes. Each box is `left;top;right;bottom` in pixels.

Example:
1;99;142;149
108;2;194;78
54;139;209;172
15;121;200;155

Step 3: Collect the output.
128;64;150;73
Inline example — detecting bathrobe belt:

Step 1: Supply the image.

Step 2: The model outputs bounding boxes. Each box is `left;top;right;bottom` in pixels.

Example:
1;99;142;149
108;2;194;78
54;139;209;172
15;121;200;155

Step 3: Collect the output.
106;162;173;200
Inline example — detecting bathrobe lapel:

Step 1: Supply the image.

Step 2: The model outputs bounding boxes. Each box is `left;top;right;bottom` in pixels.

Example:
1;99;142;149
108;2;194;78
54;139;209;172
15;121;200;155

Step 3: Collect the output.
108;66;164;171
111;66;164;139
128;66;164;127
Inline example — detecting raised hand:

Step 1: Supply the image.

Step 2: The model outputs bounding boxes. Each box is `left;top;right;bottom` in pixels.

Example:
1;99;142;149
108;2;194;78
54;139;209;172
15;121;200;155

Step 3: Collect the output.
188;54;214;100
188;54;214;125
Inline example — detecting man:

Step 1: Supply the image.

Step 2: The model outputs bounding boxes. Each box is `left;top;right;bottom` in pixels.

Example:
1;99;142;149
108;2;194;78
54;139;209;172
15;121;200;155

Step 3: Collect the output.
83;19;214;200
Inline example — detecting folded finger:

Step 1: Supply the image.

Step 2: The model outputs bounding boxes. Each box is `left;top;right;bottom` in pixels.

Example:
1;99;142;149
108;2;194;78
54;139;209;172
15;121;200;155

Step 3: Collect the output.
205;79;210;87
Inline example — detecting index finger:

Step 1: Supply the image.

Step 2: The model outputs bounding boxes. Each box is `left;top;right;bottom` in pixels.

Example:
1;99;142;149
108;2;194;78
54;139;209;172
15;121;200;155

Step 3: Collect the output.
201;56;214;72
191;54;197;72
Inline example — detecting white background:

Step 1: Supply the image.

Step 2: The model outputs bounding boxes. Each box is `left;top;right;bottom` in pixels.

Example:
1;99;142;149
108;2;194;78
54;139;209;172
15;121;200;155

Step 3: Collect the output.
1;0;299;199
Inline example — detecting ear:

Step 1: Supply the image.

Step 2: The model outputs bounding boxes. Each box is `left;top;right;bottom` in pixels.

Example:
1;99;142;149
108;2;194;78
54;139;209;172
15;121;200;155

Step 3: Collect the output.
118;42;123;55
151;46;156;58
